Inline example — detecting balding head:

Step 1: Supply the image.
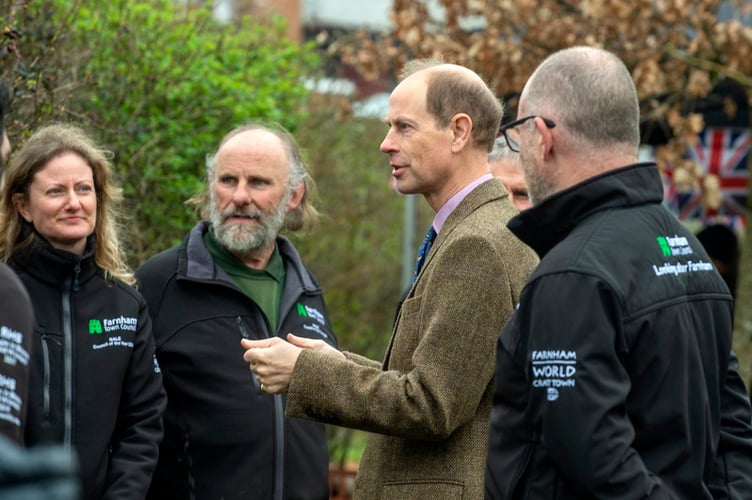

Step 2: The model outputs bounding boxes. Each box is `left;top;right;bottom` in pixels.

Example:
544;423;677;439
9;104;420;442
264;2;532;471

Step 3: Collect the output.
521;46;640;153
194;122;319;233
399;60;503;152
512;47;642;203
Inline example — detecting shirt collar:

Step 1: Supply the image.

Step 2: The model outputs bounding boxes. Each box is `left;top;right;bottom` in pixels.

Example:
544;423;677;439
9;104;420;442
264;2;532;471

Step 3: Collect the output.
432;173;493;233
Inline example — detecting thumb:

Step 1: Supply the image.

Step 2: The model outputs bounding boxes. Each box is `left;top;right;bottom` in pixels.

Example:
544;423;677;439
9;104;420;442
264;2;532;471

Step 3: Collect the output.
287;333;317;348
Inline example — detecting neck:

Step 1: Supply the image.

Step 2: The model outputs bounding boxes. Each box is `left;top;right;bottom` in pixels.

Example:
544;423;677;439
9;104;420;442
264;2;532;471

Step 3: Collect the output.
426;152;489;212
555;149;638;193
232;243;276;270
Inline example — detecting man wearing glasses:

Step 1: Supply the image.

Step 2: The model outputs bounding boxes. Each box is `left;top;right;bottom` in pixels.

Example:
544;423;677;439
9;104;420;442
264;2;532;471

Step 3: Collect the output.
486;46;752;498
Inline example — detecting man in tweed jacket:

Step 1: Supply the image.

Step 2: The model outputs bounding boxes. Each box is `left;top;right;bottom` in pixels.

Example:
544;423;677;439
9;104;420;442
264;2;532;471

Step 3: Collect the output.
243;59;538;499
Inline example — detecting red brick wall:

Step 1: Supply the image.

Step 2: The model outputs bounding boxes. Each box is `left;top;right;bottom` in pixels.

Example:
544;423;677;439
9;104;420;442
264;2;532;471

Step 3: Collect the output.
234;0;301;42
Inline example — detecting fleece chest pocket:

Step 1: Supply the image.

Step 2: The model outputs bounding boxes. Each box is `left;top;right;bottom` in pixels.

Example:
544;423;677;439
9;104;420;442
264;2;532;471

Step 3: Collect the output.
82;319;136;380
34;328;64;420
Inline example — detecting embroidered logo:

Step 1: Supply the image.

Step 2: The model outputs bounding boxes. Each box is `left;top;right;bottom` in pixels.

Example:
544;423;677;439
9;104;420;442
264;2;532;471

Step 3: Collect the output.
656;236;672;257
296;303;308;317
88;319;103;335
88;316;137;351
296;303;326;326
531;350;577;400
656;235;692;257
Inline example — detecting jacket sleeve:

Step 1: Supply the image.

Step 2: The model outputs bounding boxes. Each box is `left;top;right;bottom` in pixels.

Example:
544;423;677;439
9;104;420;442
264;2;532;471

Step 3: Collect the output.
707;351;752;499
520;272;666;497
342;352;381;369
103;293;166;500
285;231;528;439
0;265;34;445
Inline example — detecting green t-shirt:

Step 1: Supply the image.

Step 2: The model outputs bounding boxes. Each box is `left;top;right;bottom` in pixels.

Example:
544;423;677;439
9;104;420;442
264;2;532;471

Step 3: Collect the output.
204;227;285;332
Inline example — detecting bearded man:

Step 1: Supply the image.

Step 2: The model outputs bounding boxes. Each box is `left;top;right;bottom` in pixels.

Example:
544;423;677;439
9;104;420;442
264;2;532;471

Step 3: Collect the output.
136;122;337;500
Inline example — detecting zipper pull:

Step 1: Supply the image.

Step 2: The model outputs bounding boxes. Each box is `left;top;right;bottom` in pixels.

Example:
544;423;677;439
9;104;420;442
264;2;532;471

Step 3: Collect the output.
73;262;81;292
236;316;263;394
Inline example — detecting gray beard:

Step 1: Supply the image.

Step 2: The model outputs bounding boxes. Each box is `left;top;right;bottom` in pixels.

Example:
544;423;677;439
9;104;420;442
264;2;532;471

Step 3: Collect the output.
210;196;289;258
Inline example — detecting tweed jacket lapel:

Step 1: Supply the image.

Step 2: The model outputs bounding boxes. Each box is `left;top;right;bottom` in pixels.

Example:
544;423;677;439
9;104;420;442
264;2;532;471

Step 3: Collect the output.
384;178;505;367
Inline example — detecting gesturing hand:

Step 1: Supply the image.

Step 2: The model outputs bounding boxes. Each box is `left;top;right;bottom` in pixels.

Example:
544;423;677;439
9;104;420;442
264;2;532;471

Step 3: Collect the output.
241;334;344;394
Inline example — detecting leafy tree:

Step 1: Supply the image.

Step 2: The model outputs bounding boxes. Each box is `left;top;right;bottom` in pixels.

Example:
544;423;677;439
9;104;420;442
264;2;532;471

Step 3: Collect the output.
0;0;427;466
331;0;752;382
2;0;319;263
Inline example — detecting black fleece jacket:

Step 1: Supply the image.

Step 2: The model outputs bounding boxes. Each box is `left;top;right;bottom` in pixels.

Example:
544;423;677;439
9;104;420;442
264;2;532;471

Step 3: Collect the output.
136;221;337;500
486;163;752;499
12;238;166;500
0;262;34;444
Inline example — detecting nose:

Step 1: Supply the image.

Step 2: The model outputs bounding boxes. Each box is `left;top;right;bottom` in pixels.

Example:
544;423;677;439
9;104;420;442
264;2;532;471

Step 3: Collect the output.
231;183;251;206
65;191;82;210
380;128;396;154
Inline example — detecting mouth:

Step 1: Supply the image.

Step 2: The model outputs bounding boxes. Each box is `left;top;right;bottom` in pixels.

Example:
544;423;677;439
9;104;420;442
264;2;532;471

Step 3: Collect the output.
391;164;408;177
225;213;259;224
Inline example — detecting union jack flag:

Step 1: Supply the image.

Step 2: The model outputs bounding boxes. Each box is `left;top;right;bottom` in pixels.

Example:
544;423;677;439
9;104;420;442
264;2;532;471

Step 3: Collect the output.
660;127;750;229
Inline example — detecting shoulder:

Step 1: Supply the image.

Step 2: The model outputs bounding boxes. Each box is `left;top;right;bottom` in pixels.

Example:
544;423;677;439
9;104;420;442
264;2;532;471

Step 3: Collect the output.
0;263;34;331
138;244;181;273
0;263;27;295
100;273;149;309
451;179;519;231
135;244;182;287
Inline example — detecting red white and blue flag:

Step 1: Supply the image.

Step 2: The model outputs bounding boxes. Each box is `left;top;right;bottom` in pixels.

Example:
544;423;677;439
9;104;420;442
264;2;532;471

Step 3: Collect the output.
660;127;750;229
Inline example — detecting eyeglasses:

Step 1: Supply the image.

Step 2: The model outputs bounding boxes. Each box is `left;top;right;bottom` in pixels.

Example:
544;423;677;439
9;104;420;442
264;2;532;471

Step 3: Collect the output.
498;115;556;153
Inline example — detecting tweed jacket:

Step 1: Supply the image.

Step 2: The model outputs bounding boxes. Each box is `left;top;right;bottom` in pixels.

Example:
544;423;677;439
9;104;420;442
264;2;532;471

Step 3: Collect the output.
286;178;539;499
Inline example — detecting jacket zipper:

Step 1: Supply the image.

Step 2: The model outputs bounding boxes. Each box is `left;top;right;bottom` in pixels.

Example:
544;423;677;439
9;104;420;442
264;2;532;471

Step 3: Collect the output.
40;334;51;419
61;266;79;449
236;317;262;393
183;433;196;500
236;315;284;500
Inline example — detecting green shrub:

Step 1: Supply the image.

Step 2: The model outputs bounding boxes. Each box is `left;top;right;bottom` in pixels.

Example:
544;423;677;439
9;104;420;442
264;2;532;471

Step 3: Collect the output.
6;0;319;263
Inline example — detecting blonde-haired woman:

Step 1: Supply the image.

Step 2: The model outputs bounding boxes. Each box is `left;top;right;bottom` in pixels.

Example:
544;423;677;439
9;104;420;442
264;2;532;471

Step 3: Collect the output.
0;123;165;499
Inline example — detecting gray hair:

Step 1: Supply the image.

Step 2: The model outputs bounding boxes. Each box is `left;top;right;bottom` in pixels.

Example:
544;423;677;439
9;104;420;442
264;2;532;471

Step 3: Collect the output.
488;136;517;162
190;122;319;231
523;46;640;151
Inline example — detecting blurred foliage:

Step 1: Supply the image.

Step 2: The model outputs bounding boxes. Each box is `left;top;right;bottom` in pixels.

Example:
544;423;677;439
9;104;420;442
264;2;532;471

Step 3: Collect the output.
0;0;435;465
2;0;319;263
333;0;752;206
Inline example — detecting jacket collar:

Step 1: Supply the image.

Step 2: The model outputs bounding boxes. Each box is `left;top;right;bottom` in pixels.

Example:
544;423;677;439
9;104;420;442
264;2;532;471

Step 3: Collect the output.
508;162;663;257
181;221;320;293
435;177;507;248
12;234;97;288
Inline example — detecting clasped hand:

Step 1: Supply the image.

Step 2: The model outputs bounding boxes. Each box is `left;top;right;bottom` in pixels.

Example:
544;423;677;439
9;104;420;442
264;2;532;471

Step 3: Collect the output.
241;333;343;394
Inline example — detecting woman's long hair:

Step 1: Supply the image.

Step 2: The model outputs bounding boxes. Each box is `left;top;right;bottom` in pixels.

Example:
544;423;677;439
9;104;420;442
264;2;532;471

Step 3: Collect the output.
0;123;135;285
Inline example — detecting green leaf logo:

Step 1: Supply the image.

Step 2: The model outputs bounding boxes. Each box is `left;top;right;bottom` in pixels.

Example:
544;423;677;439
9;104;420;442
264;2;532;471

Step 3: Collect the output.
296;303;308;317
88;319;103;334
656;236;672;257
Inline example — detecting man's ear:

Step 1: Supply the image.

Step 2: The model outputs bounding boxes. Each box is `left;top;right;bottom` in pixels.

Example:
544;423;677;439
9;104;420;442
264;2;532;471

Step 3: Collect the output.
450;113;473;153
286;181;305;212
535;117;555;160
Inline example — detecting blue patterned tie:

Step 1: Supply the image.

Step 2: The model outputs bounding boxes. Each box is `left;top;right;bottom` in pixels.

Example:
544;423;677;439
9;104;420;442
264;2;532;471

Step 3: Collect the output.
413;225;437;283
